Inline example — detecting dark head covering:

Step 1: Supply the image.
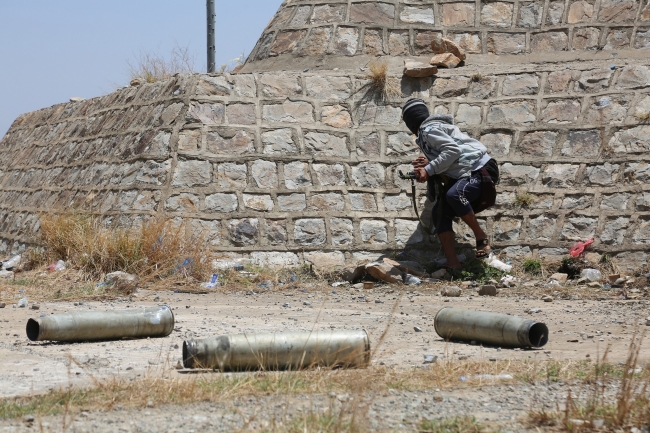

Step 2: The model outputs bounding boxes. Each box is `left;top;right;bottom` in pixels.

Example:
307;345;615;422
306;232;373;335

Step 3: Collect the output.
402;98;430;135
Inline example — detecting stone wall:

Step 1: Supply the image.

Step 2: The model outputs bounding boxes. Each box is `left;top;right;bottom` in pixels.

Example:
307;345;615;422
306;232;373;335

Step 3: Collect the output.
1;59;649;269
242;0;650;72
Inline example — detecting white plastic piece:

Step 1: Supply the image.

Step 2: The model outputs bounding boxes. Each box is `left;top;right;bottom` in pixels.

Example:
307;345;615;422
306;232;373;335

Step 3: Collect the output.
403;274;422;285
580;268;602;282
17;298;28;308
486;254;512;273
54;260;66;271
2;255;21;270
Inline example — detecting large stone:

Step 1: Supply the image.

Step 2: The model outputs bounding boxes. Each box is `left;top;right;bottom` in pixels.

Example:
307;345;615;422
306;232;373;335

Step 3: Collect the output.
277;194;306;211
561;130;601;157
481;2;513;27
350;193;378;211
585;96;628;124
531;32;568;51
488;101;536;124
311;5;346;24
389;30;410;55
321;105;353;128
547;1;565;24
360;220;388;244
404;60;438;78
305;76;352;100
172;160;211;187
304;132;349;157
636;29;650;49
480;133;511;157
455;104;482;126
262;101;314;123
387;132;418;155
605;28;632;50
431;36;467;61
313;164;346;186
500;164;540;186
400;6;434;24
529;215;557;241
331;218;354;246
576;69;613;92
349;3;395;25
335;28;359;56
290;6;311;26
494;218;521;241
601;217;629;245
441;3;475;26
568;0;594;23
352;163;385;187
542;100;581;123
637;193;650;211
573;27;601;50
206;129;254;155
284;161;312;189
585;163;619;186
356;132;381;156
448;33;482;54
304;251;346;268
178;130;201;152
432;76;470;97
299;27;332;56
469;76;497;99
616;66;650;89
395;219;423;245
310;193;345;211
358;104;401;125
543;165;579;188
562;195;594;210
384;194;411;211
251;252;300;268
186;103;224;125
196;75;231;96
598;0;638;23
294;219;326;245
165;193;199;212
226;104;256;125
546;71;572;93
262;128;298;154
414;30;443;54
243;194;274;212
228;219;259;246
518;131;556;157
363;29;384;55
633;219;650;245
502;74;540;96
429;53;461;68
270;30;307;55
518;2;543;28
251;160;278;189
609;126;650;153
601;193;629;211
266;220;287;245
560;217;597;241
365;261;402;284
205;193;238;213
217;163;247;188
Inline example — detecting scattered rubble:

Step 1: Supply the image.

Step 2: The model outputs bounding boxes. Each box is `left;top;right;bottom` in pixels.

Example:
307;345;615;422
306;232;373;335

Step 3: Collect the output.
441;286;462;297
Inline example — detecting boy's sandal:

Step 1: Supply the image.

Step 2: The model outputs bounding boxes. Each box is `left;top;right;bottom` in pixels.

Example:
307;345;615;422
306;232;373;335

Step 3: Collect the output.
476;238;490;259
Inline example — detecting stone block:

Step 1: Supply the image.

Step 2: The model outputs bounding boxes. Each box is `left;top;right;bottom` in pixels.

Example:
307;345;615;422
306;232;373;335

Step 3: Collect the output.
313;164;346;186
289;6;310;26
568;1;594;23
500;163;540;186
165;193;200;212
226;104;256;126
585;163;619;186
262;128;298;154
294;219;326;245
488;101;536;124
349;3;395;25
363;29;384;56
311;5;346;24
366;261;402;284
609;126;650;153
643;2;650;20
270;30;307;55
455;104;482;126
543;164;579;188
561;130;601;157
480;132;512;157
350;193;378;211
542;100;581;123
360;220;388;244
185;103;224;125
448;33;482;54
160;103;183;125
384;194;412;211
217;163;247;188
389;30;410;55
395;219;423;245
481;2;513;27
172;160;211;187
359;104;401;125
441;3;475;26
561;195;593;210
321;105;353;128
331;218;354;246
601;194;629;211
352;163;385;188
637;193;650;211
576;69;613;92
632;95;650;120
633;218;650;245
262;101;314;123
635;28;650;49
518;131;557;157
243;194;274;212
233;75;257;98
196;75;231;96
546;71;572;94
305;132;350;157
529;215;557;241
430;37;466;61
414;30;443;55
488;33;526;54
494;218;521;241
284;161;312;189
299;28;332;57
251;252;300;268
251;160;278;189
387;132;418;155
191;219;221;247
404;60;438;78
277;194;306;212
304;251;346;268
178;130;201;152
573;27;601;50
400;6;434;24
132;191;160;211
335;27;359;56
266;220;287;245
616;66;650;89
469;76;497;99
501;246;533;258
502;74;540;96
547;1;565;25
310;193;345;211
206;129;254;155
625;163;650;183
518;2;543;28
599;0;638;23
586;96;628;124
560;217;597;241
228;218;259;246
356;132;381;157
432;76;470;97
605;28;631;49
205;193;238;213
305;76;352;100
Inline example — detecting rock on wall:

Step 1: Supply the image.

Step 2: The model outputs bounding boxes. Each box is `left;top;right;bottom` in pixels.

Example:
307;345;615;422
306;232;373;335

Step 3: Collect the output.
1;59;649;269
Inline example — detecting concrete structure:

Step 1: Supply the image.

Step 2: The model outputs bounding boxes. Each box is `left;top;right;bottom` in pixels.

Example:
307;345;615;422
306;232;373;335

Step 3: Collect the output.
1;0;650;269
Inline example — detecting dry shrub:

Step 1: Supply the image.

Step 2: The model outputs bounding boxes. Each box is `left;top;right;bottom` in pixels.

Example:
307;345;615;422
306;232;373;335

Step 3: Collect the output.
38;212;212;282
127;44;195;84
366;60;402;101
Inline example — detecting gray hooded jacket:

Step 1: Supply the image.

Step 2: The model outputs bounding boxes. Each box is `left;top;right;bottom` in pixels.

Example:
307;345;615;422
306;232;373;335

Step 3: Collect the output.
416;115;491;180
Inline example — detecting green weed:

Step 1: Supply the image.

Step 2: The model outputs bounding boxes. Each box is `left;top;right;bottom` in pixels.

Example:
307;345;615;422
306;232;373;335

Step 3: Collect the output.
523;259;541;276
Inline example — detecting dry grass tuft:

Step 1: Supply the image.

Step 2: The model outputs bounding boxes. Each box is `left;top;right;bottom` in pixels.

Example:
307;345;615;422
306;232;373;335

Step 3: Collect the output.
513;190;534;208
420;415;491;433
127;44;195;84
365;60;402;101
37;212;212;284
636;111;650;122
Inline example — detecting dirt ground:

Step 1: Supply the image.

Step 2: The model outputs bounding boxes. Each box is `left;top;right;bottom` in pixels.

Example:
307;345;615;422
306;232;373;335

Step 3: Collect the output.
0;276;648;431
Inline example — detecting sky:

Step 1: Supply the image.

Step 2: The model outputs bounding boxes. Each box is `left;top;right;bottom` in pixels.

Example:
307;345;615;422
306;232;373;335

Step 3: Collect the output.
0;0;284;137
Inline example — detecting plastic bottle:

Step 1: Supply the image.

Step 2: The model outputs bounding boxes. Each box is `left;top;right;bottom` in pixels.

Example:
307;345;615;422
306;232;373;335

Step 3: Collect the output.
403;274;422;285
2;255;21;270
580;268;602;282
486;254;512;273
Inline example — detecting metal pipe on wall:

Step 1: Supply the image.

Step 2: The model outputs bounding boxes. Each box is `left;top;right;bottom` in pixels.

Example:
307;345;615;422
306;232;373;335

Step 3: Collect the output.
183;330;371;371
434;307;549;348
207;0;216;73
26;306;174;342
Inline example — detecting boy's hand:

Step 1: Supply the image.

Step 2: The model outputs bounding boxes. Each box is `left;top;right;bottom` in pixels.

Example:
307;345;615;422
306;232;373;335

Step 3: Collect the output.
412;156;428;169
415;167;429;183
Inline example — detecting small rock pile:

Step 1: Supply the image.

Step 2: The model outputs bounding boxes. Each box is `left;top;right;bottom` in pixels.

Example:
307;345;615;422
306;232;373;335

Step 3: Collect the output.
404;36;467;78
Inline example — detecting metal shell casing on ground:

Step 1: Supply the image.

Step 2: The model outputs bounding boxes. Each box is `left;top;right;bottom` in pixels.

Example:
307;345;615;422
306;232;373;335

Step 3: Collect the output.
26;305;174;342
434;307;549;348
183;330;371;371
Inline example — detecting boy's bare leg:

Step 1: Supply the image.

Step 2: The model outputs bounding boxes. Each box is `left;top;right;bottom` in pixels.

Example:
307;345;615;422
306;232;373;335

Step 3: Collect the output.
438;231;462;270
460;211;490;255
